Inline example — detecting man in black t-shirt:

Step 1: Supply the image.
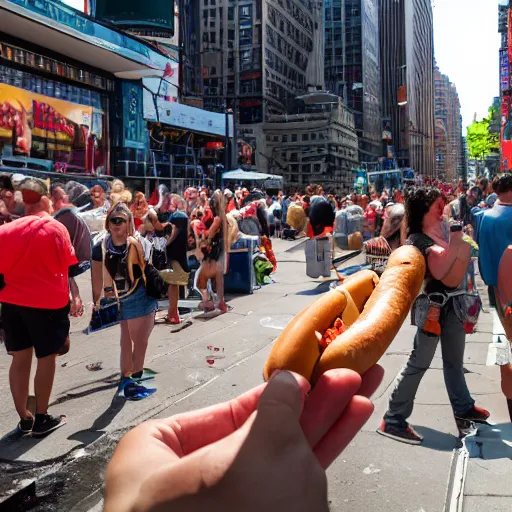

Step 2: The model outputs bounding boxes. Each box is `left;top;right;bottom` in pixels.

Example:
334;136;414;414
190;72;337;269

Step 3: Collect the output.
163;195;190;325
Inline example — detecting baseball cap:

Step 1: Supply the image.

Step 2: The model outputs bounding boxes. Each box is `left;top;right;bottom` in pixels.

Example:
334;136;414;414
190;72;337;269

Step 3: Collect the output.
19;178;48;204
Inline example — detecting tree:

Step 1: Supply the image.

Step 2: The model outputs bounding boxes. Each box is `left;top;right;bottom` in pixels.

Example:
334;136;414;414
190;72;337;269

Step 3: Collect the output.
466;107;500;161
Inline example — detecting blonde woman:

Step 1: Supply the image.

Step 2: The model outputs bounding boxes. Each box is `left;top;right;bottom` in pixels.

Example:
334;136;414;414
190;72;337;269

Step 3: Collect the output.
91;203;156;381
195;190;229;313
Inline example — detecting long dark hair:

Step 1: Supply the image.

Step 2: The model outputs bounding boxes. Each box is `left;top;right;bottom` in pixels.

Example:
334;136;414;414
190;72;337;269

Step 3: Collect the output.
404;186;443;235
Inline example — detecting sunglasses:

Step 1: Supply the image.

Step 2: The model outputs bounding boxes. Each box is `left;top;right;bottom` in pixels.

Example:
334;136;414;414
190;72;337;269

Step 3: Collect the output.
109;217;127;225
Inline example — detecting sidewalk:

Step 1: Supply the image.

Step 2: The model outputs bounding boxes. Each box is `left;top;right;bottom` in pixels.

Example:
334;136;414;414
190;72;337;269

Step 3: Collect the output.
448;283;512;512
1;240;509;511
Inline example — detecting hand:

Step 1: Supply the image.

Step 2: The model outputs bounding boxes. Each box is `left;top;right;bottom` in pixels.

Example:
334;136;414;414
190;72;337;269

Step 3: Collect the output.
104;366;384;512
70;295;84;317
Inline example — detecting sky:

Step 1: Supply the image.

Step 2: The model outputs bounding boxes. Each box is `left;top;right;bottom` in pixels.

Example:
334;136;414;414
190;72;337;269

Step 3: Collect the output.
433;0;501;132
63;0;499;133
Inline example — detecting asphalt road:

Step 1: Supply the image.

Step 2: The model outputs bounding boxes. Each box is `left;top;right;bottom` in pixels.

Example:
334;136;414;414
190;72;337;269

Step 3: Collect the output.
0;238;507;511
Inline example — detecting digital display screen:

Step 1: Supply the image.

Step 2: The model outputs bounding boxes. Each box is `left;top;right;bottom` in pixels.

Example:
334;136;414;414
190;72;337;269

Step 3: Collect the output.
95;0;174;33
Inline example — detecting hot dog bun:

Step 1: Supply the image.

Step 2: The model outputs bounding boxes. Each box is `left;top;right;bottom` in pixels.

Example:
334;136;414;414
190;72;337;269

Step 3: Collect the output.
263;270;379;381
313;245;425;381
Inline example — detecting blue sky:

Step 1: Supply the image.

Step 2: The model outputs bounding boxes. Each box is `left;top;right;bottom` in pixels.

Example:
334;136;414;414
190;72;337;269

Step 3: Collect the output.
64;0;499;132
433;0;501;131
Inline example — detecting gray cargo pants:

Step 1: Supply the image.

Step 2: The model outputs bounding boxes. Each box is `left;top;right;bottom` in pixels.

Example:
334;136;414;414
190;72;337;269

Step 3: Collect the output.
384;305;475;424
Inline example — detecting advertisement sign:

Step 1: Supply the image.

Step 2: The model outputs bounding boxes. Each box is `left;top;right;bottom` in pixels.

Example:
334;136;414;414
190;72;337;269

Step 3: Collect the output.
0;83;93;159
143;89;234;138
95;0;175;33
509;8;512;65
501;49;510;93
501;95;512;171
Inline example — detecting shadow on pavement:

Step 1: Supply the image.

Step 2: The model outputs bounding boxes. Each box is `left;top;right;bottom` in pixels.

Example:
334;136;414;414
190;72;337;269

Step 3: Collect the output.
414;426;460;452
296;281;333;296
68;393;126;446
468;423;512;460
0;428;44;463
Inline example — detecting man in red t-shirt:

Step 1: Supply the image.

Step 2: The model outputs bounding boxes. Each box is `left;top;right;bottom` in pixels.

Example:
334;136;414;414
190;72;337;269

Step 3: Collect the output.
0;179;77;438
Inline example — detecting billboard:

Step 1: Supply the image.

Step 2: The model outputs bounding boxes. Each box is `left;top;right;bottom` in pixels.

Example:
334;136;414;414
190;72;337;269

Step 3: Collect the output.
501;95;512;171
95;0;175;34
501;49;510;93
0;83;97;172
0;83;93;155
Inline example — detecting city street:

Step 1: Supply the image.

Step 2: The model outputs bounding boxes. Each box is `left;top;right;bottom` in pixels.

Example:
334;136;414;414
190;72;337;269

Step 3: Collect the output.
0;238;510;511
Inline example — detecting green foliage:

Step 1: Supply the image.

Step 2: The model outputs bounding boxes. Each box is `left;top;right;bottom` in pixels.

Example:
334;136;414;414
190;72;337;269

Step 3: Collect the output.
466;107;500;160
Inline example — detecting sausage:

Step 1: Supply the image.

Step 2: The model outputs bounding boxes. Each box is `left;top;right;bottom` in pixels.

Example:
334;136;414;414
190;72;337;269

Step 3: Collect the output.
263;245;425;383
313;245;425;381
263;270;379;382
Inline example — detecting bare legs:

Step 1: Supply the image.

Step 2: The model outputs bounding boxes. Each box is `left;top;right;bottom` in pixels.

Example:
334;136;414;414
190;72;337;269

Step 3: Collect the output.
196;259;227;313
216;263;227;313
167;285;180;322
119;313;155;377
9;348;32;419
10;348;58;419
34;354;57;414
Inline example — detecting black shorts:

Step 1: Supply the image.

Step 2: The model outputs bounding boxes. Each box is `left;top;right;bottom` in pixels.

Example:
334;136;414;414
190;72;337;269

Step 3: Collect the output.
1;303;70;358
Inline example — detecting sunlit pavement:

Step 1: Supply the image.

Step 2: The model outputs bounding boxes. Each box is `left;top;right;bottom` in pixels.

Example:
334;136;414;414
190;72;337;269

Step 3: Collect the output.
0;239;509;511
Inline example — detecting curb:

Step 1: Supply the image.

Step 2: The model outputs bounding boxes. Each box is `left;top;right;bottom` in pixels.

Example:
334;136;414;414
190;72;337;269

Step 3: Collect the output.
445;444;469;512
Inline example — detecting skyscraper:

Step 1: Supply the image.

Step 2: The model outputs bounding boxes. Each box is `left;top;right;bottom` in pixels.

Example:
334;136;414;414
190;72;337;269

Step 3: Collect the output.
434;66;463;183
379;0;435;177
181;0;324;171
324;0;381;163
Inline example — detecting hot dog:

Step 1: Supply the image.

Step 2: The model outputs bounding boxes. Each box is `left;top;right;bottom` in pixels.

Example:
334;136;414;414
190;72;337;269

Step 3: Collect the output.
264;245;425;383
263;270;380;382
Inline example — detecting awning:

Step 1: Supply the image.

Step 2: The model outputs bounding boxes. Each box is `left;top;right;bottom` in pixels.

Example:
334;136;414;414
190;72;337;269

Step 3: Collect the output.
222;169;283;181
0;0;172;77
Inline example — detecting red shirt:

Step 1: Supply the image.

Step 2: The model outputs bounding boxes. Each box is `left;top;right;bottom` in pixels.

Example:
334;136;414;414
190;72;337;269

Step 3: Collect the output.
0;212;78;309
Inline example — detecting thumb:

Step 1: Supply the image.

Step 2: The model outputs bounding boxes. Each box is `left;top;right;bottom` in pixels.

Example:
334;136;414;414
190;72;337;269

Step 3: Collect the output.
253;371;311;435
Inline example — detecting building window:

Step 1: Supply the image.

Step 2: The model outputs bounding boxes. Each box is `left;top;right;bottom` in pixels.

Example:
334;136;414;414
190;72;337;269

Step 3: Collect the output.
302;133;309;141
291;134;297;142
311;133;317;140
240;4;252;20
210;32;216;44
282;134;288;142
240;105;262;124
228;7;234;20
240;28;252;47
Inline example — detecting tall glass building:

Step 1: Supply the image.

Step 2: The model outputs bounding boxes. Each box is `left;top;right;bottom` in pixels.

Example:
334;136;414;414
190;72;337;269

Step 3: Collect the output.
324;0;381;163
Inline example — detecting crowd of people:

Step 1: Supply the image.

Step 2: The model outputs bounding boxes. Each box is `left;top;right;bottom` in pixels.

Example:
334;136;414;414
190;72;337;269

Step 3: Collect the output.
1;169;511;510
102;173;512;510
0;175;297;436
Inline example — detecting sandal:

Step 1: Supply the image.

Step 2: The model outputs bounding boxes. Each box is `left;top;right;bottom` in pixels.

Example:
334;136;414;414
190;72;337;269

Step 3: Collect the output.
164;315;181;325
198;301;215;312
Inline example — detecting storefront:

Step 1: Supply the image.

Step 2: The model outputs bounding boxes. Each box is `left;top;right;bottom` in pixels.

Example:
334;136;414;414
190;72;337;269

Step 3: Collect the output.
143;79;234;190
0;41;111;175
0;0;172;181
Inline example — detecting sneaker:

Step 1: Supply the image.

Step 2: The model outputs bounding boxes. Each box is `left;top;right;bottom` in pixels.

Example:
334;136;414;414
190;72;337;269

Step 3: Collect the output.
18;417;34;436
376;420;423;445
32;414;67;438
454;405;490;424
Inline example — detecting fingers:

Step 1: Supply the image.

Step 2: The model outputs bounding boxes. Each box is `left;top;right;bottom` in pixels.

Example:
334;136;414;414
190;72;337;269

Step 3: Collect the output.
147;372;308;457
358;364;385;399
161;383;267;456
250;371;311;451
313;395;374;469
301;369;362;448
